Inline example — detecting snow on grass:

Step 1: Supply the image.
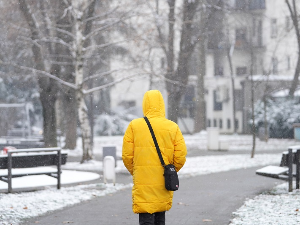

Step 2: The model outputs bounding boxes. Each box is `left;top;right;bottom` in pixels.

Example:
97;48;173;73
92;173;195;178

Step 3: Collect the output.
0;183;132;225
65;134;299;157
62;159;129;174
63;153;282;177
179;153;281;177
230;182;300;225
0;170;100;190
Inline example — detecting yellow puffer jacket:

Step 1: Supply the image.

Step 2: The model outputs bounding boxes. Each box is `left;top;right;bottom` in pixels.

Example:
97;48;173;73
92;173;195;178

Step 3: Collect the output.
122;90;187;214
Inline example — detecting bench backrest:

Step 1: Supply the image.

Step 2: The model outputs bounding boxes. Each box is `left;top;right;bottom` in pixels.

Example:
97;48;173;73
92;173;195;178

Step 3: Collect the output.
0;147;67;169
280;148;300;167
0;153;67;169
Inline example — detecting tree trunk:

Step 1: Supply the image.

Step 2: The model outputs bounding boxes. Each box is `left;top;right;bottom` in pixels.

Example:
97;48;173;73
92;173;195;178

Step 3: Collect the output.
263;94;268;142
55;0;78;150
73;0;93;162
18;0;57;147
166;0;175;120
62;88;77;149
227;46;237;133
289;53;300;96
166;0;199;123
40;90;57;147
194;39;207;132
77;90;93;162
250;35;256;158
286;0;300;97
250;73;256;158
167;90;181;123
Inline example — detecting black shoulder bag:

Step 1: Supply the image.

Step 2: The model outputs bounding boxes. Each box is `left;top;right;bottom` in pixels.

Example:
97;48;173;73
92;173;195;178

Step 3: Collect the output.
144;117;179;191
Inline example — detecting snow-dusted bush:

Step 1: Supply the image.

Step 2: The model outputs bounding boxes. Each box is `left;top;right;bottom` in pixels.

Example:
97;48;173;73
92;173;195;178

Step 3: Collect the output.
94;113;138;136
251;98;300;138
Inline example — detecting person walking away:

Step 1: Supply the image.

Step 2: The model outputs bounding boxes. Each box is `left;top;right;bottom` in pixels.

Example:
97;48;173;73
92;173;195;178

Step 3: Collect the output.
122;90;187;225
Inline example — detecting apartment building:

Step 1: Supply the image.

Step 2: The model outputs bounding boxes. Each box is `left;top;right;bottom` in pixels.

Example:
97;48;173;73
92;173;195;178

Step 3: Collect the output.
204;0;298;134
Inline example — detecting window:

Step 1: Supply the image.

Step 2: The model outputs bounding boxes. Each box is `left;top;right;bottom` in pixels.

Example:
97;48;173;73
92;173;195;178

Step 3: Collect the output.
272;57;278;74
227;119;231;129
219;119;223;129
234;90;244;111
236;0;247;10
257;20;263;46
215;66;224;76
236;28;247;41
213;119;217;127
249;0;265;10
252;19;256;37
235;119;239;130
235;28;247;47
271;19;277;38
213;90;222;111
287;56;291;70
207;119;211;127
236;67;247;75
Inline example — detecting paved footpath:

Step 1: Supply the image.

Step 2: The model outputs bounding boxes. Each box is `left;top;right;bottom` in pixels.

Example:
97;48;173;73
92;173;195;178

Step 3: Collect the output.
21;166;284;225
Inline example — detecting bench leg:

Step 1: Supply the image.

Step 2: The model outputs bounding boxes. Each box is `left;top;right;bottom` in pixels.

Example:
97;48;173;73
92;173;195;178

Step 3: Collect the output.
297;150;300;189
288;149;293;192
57;150;61;189
8;152;12;193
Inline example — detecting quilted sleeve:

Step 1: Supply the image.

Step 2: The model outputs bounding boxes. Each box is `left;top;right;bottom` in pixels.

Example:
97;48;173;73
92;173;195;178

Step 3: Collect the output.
122;122;134;175
173;126;187;172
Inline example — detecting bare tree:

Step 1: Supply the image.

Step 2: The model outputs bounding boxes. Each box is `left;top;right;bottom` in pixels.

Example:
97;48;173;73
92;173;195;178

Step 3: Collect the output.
286;0;300;97
18;0;58;147
9;0;141;162
194;0;223;132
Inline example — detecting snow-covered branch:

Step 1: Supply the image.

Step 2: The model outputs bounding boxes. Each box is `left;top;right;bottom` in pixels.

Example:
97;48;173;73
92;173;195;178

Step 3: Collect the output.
83;73;149;94
83;6;119;23
84;19;123;41
38;38;74;51
82;68;135;83
50;61;74;66
145;1;167;56
83;40;127;52
153;72;187;87
54;27;75;39
82;69;118;83
0;61;77;90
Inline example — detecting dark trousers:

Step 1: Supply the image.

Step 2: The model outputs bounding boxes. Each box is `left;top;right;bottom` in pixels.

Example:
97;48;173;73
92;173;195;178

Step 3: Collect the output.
139;211;165;225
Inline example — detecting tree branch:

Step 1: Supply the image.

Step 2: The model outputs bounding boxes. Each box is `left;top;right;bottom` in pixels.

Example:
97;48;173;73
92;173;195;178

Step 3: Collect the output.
83;73;148;94
1;61;77;90
83;6;119;23
82;69;119;83
83;39;127;52
84;19;123;41
53;27;75;39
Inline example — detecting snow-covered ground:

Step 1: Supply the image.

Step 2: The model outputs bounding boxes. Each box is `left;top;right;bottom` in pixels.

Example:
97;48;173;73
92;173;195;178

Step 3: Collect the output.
230;182;300;225
0;169;100;190
0;183;132;224
67;132;300;158
0;133;299;224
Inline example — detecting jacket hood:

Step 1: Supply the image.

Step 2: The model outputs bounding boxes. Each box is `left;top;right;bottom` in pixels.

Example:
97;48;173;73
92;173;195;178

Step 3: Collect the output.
142;90;165;118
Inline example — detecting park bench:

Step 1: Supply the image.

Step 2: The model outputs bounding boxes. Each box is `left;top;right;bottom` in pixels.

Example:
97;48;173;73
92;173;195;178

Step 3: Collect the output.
256;145;300;192
0;138;45;150
0;147;67;193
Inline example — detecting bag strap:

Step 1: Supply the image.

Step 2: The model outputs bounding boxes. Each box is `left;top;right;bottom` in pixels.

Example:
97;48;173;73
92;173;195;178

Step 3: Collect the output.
144;117;166;167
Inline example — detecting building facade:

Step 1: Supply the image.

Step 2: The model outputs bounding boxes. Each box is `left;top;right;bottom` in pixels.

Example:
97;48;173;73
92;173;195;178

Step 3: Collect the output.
204;0;298;134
